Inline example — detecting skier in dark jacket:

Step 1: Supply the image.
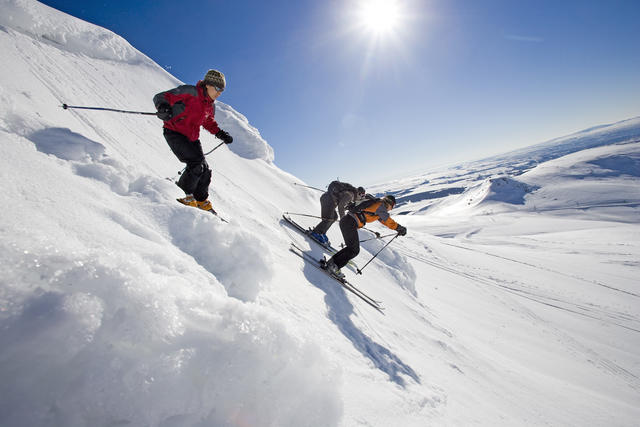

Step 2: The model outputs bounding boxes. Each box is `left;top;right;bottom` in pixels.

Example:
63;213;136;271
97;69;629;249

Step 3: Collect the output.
321;195;407;278
310;181;366;244
153;69;233;212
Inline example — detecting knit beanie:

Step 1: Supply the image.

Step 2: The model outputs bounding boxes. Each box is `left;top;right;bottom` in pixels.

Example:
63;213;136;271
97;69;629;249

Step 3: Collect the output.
382;195;396;208
203;69;226;91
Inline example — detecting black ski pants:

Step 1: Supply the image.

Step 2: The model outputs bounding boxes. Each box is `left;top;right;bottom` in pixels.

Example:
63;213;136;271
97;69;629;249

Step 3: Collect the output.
312;192;338;234
331;214;360;269
164;128;211;202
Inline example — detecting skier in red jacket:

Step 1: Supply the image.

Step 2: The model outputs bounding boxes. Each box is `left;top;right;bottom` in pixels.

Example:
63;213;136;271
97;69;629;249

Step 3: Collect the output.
153;69;233;212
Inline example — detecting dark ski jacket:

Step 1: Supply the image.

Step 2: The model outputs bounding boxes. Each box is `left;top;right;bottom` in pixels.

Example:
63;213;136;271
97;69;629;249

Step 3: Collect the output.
327;181;359;218
153;81;220;141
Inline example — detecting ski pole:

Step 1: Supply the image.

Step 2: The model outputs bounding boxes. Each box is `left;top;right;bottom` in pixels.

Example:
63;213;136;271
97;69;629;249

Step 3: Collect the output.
61;103;156;116
356;234;400;275
362;226;381;238
292;182;324;192
283;212;336;221
359;233;396;243
204;142;224;155
169;141;225;181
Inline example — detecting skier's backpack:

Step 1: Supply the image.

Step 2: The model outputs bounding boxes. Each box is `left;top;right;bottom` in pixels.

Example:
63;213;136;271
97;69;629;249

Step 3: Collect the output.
348;195;380;225
328;180;356;196
348;195;380;215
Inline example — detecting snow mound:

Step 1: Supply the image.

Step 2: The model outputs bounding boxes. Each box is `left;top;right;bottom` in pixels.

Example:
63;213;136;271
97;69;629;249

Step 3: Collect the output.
216;102;275;162
481;176;539;205
26;126;170;197
168;210;274;302
431;176;538;216
0;236;341;427
587;154;640;177
360;232;417;296
0;0;150;64
29;126;105;161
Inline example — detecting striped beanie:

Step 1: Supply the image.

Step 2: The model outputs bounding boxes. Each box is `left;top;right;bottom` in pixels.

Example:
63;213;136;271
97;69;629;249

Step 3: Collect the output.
203;69;226;91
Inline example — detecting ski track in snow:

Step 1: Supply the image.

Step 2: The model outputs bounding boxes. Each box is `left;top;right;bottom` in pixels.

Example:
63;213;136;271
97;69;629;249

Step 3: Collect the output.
390;228;640;393
394;231;640;332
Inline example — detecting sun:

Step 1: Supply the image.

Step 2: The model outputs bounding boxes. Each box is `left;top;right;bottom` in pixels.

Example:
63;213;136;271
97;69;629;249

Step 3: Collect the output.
357;0;402;36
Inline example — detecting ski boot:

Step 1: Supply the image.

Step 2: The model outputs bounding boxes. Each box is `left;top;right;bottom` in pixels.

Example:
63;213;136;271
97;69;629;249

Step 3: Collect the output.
309;231;325;244
195;199;214;212
178;195;215;213
320;257;345;279
177;194;197;207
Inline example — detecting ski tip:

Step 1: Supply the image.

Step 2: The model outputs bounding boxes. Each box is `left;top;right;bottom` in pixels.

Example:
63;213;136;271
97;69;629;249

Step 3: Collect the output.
211;210;228;222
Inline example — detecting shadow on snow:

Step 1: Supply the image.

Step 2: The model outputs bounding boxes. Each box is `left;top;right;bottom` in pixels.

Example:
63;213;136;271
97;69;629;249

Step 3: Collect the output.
299;249;420;388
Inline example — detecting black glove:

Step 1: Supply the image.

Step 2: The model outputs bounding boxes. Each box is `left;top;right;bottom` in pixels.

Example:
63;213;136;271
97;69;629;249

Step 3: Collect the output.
396;225;407;236
345;201;355;211
216;129;233;144
156;103;172;121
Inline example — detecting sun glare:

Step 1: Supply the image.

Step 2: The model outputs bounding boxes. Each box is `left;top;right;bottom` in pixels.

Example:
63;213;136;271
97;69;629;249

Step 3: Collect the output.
358;0;401;35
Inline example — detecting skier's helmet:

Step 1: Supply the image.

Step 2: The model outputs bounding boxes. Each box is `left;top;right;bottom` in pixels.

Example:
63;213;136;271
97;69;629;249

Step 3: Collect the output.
357;186;366;197
382;195;396;208
203;69;226;92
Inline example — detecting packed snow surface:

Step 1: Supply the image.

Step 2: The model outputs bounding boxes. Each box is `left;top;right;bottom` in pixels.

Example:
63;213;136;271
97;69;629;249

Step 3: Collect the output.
1;1;639;426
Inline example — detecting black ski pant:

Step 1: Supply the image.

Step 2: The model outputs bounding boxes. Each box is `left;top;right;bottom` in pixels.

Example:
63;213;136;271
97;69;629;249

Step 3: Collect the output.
331;215;360;269
312;192;338;234
164;128;211;202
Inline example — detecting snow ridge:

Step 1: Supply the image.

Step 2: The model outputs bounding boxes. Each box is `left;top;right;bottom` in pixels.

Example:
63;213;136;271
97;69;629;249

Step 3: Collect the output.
0;0;149;63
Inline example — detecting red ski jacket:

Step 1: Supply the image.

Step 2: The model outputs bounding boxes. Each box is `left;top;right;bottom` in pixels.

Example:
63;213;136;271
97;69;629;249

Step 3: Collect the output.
153;81;220;141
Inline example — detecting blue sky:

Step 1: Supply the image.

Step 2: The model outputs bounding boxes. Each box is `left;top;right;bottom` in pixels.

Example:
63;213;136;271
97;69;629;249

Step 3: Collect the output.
40;0;640;186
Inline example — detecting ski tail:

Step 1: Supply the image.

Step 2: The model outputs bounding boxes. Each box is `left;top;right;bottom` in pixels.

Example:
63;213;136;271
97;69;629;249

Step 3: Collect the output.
289;242;384;312
282;214;360;271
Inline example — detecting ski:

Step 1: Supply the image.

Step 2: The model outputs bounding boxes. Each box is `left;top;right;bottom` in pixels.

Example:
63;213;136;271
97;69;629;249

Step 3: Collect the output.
282;214;337;249
289;242;384;312
282;214;359;270
210;210;228;223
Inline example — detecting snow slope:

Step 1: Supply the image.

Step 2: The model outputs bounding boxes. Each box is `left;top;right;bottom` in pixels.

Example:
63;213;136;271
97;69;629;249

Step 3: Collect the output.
1;1;639;426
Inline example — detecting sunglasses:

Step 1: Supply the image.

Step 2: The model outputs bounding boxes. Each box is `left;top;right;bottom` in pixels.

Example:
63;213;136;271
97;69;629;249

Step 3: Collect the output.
213;86;224;93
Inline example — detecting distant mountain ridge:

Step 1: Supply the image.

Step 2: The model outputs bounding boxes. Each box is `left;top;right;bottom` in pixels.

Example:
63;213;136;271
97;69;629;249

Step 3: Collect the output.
369;116;640;215
493;116;640;169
